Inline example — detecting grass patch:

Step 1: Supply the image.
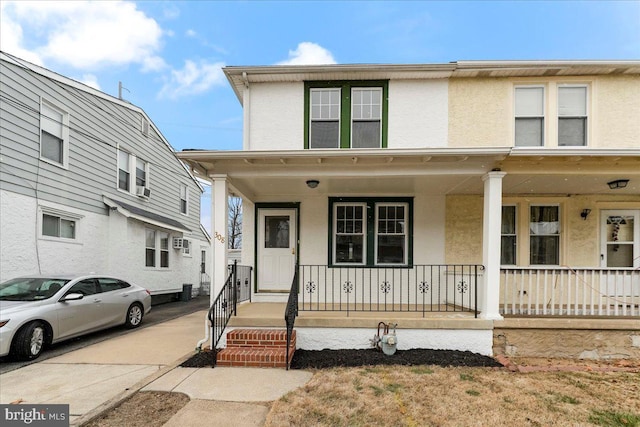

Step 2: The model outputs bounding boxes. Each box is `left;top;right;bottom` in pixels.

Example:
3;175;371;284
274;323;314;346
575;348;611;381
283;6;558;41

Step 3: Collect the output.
459;372;476;382
466;389;481;396
588;410;640;427
410;367;434;375
385;383;402;393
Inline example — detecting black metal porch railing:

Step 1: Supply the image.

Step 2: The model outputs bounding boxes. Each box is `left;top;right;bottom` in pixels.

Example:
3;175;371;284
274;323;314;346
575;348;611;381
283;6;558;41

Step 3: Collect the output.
298;264;482;318
284;265;299;370
207;261;253;367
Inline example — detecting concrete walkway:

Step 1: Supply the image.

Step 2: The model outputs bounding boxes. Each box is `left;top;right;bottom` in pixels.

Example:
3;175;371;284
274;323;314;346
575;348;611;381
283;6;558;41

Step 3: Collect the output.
0;309;312;426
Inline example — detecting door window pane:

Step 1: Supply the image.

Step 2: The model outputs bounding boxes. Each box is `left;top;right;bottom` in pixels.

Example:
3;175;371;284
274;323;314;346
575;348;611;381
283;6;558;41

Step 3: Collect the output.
265;216;290;248
606;215;635;268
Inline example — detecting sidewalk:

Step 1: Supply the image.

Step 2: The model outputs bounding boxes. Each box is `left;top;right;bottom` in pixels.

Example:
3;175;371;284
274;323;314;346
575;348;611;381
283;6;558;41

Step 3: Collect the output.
0;309;312;426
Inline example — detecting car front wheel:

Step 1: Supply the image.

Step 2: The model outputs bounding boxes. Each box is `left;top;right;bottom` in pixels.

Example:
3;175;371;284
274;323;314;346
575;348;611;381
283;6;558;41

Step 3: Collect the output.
125;304;144;328
13;321;46;360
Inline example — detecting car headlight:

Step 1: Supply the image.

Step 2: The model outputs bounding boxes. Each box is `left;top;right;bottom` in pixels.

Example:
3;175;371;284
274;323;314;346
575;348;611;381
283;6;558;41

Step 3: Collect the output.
0;320;9;328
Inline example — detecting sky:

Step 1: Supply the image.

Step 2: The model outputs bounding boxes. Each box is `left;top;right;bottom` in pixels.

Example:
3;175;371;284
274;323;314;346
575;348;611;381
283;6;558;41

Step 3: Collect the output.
1;0;639;230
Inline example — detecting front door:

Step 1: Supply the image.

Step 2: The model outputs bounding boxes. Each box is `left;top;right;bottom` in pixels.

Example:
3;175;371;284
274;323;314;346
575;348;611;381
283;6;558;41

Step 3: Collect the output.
257;209;297;292
600;210;640;298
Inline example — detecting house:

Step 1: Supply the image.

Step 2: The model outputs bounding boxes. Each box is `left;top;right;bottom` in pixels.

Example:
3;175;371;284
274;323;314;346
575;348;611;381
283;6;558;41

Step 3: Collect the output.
177;60;640;366
0;51;210;300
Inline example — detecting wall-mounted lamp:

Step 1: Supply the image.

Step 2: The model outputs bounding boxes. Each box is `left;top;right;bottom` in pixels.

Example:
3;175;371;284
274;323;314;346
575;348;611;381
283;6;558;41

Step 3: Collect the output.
607;179;629;190
580;209;591;220
306;179;320;189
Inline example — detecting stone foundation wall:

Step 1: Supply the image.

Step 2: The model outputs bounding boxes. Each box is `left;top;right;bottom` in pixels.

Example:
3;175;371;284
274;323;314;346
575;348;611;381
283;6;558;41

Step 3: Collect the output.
494;322;640;360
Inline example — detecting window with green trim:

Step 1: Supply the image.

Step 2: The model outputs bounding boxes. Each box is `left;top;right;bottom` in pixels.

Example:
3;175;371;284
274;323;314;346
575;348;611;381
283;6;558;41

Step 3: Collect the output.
329;197;412;266
305;81;388;149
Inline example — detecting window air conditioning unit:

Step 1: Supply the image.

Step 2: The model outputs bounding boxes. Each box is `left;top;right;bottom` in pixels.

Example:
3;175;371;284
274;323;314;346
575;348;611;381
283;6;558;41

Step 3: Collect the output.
136;186;151;198
173;238;183;249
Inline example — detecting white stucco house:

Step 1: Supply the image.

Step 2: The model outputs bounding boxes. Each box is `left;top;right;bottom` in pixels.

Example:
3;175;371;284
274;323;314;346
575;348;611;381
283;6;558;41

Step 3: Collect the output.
0;51;210;299
178;60;640;365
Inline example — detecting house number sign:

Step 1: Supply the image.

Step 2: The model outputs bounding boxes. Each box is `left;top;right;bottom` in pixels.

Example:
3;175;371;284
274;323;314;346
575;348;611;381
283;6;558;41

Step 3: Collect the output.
214;231;225;244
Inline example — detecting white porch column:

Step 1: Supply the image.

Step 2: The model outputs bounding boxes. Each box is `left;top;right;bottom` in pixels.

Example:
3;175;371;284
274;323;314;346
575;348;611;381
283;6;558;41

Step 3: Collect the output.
210;175;229;300
480;171;506;320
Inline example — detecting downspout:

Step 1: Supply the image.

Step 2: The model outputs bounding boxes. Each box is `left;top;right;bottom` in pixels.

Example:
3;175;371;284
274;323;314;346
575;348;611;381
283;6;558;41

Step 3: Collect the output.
242;72;250;150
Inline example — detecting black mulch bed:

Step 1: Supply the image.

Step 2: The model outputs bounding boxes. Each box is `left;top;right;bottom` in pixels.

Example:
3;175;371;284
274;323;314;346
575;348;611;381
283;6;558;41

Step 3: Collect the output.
180;348;503;369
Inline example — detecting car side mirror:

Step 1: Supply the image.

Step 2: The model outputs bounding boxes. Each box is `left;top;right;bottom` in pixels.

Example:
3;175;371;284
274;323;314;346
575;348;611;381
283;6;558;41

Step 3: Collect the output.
60;293;84;302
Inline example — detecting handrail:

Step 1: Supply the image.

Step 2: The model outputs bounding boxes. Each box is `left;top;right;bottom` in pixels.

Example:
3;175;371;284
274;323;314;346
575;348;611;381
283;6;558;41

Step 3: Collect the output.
284;264;299;370
207;260;237;367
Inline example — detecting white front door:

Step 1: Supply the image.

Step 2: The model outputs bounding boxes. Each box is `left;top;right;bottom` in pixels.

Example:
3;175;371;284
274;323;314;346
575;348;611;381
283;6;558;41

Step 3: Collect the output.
600;210;640;298
257;209;297;292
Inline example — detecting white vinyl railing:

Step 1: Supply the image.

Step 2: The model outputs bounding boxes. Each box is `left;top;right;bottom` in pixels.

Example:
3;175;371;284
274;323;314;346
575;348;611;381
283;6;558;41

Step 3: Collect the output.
500;267;640;317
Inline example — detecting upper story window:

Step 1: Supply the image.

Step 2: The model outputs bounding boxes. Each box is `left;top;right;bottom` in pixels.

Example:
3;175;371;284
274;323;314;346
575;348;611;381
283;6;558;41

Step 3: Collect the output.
40;100;69;167
514;83;590;148
305;81;388;150
514;86;544;147
180;184;189;214
118;149;150;197
558;86;587;146
118;150;131;191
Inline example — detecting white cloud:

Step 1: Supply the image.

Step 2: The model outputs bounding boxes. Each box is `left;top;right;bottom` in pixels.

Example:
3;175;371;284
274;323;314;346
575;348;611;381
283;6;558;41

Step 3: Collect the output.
0;1;166;71
277;42;337;65
186;29;197;38
79;74;101;90
159;60;226;99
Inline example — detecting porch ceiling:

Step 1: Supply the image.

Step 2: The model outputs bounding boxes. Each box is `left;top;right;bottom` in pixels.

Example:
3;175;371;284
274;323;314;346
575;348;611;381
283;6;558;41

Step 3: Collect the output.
177;148;640;200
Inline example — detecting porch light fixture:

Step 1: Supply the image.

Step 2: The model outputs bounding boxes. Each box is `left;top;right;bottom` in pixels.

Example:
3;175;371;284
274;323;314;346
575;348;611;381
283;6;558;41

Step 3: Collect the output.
306;179;320;189
607;179;629;190
580;209;591;220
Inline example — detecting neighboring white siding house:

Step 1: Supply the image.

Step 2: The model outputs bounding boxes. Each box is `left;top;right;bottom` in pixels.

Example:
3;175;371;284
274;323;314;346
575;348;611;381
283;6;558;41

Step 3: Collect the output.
0;52;209;295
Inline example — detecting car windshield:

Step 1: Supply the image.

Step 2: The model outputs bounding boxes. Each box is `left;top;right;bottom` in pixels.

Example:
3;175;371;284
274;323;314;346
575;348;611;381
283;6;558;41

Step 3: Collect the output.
0;278;70;301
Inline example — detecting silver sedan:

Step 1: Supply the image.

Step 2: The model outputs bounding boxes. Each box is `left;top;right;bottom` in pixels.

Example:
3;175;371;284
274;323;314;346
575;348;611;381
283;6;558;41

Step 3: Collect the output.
0;274;152;360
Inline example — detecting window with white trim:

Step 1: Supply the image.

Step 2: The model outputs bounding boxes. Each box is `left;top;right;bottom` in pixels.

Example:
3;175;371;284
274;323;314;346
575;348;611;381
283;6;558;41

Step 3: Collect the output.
118;149;149;196
501;206;517;265
118;150;131;191
42;214;76;239
182;238;191;256
375;204;407;264
334;203;366;264
145;228;170;268
40;100;69;167
306;81;387;149
309;88;341;149
330;198;412;266
558;85;587;146
180;184;188;214
514;86;544;147
160;232;169;267
145;229;156;267
530;205;560;265
351;88;382;148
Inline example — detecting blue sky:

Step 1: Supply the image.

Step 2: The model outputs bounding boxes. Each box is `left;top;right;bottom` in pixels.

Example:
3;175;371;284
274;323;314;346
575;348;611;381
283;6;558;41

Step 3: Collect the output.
1;0;638;229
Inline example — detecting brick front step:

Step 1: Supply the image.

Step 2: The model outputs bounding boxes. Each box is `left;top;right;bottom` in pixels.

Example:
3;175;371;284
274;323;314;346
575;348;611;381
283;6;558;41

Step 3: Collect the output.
217;329;296;368
226;329;294;348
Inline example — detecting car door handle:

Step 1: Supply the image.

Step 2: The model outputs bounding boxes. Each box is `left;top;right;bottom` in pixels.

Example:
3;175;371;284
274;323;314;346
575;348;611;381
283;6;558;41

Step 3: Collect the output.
93;299;102;303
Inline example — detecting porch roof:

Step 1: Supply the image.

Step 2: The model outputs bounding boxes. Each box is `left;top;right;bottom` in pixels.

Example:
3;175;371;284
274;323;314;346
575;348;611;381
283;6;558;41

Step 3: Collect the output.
176;147;640;200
